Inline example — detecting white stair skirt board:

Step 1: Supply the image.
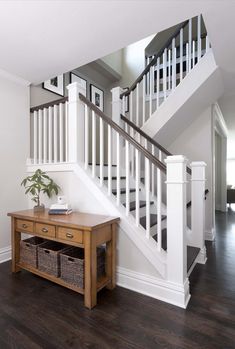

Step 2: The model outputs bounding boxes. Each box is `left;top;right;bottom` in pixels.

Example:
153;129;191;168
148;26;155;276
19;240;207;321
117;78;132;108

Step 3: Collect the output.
117;266;190;309
141;51;224;146
0;246;11;264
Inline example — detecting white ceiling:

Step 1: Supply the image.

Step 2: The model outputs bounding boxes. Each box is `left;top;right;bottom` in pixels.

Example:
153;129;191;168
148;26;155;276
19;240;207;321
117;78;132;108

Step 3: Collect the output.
0;1;234;88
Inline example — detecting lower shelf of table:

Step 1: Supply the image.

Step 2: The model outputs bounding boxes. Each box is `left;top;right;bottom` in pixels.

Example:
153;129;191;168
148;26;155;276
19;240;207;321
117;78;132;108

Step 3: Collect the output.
17;263;110;295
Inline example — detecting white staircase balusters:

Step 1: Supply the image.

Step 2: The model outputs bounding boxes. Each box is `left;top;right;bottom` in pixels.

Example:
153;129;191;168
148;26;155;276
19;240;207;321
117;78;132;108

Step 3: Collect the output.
156;58;160;109
125;139;130;216
188;18;192;71
180;28;183;82
172;39;176;90
136;82;139;127
48;106;52;163
163;48;167;101
84;104;89;170
43;108;47;163
64;101;68;162
197;15;202;61
135;148;140;226
59;103;64;163
99;117;104;186
145;158;150;239
92;110;96;178
38;109;43;163
192;40;195;68
168;49;171;92
33;111;38;164
116;132;120;206
108;125;112;196
142;74;146;125
157;150;162;252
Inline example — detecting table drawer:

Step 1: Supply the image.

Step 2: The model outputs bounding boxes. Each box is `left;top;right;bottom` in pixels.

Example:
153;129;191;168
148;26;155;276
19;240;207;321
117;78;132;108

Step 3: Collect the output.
58;227;83;244
16;219;34;233
35;223;56;238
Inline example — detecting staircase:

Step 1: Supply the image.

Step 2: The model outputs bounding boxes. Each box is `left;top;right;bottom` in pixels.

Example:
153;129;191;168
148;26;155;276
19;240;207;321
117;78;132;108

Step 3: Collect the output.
27;14;209;308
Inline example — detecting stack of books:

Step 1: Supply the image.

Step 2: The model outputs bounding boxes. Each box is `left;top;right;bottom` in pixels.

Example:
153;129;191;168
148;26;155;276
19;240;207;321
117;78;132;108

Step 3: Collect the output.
48;203;72;215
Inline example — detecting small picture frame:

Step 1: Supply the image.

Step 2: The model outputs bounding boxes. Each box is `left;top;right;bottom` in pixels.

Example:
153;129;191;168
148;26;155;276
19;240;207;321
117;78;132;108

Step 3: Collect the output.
90;84;104;112
70;72;87;96
43;75;64;96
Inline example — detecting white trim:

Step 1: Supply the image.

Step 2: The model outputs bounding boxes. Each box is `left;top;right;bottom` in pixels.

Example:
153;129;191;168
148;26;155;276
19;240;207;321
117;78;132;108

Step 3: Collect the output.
205;228;215;241
0;246;11;264
0;68;30;86
117;266;190;309
26;162;75;173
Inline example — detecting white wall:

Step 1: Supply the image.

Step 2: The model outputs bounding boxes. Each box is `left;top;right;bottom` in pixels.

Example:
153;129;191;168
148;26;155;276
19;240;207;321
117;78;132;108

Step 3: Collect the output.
218;94;235;160
101;49;123;77
168;107;214;237
119;34;155;88
0;74;29;260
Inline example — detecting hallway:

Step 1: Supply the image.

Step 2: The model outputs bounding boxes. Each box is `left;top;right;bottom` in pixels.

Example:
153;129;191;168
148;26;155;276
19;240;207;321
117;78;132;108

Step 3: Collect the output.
0;211;235;348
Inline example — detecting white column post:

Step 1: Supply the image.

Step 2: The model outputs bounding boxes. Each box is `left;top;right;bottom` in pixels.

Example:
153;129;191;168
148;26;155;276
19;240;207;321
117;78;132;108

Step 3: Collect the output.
111;86;124;164
67;82;86;163
191;161;207;264
165;155;190;308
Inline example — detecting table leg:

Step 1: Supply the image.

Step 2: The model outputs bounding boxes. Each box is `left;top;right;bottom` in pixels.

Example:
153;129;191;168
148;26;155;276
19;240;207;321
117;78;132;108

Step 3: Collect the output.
84;231;97;309
106;223;116;290
11;218;21;273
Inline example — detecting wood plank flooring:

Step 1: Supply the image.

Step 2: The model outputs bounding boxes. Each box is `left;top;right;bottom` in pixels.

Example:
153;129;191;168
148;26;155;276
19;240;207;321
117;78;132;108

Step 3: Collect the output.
0;210;235;348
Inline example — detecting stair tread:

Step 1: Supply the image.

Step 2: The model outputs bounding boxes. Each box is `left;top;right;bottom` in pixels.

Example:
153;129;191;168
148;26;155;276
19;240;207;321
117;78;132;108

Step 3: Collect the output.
101;176;126;180
112;188;139;195
140;214;167;229
152;230;200;271
123;200;154;211
89;163;117;167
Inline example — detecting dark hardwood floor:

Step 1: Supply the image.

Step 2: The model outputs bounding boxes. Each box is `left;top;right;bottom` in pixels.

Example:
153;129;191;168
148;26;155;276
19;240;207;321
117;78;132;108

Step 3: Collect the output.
1;210;235;348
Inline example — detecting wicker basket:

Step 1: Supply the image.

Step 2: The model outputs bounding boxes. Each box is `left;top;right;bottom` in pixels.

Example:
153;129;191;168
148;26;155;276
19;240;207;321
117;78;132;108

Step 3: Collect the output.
38;241;69;277
20;237;45;268
60;246;106;288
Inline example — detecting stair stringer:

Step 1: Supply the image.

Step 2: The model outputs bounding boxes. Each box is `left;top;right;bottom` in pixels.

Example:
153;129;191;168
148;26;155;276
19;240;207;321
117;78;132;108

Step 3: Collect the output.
141;50;224;146
73;162;167;278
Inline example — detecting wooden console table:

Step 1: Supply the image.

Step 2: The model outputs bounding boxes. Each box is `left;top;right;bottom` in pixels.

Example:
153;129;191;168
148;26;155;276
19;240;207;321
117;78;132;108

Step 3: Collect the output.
8;209;119;309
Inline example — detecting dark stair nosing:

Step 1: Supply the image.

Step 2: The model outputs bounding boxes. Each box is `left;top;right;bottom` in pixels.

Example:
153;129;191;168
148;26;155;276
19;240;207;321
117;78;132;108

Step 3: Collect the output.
88;163;117;167
100;176;126;180
112;188;140;195
123;200;154;211
140;214;167;229
152;230;200;272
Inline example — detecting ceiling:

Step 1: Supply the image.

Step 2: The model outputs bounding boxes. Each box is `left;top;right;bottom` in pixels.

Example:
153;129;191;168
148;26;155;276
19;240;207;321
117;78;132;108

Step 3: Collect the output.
0;0;234;90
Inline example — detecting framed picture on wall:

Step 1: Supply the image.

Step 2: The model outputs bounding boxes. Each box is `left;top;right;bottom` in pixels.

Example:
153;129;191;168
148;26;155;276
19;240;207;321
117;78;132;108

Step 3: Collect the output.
43;75;64;96
90;84;104;112
69;72;87;96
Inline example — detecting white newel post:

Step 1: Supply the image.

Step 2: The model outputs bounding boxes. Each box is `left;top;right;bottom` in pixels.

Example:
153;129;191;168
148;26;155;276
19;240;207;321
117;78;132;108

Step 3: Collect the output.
111;86;124;164
191;161;207;264
67;82;86;163
165;155;190;308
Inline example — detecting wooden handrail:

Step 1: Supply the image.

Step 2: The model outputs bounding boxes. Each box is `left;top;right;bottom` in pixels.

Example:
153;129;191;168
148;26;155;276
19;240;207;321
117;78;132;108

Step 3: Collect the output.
79;93;167;173
121;114;191;175
121;115;172;156
120;20;189;98
30;97;68;113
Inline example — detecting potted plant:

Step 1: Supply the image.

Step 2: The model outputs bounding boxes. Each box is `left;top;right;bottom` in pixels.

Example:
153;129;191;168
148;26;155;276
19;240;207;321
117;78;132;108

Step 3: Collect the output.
21;169;60;212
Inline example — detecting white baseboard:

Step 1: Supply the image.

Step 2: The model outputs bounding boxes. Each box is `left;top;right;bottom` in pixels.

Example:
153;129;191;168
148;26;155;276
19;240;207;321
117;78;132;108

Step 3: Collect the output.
0;246;11;263
116;266;190;309
205;228;215;241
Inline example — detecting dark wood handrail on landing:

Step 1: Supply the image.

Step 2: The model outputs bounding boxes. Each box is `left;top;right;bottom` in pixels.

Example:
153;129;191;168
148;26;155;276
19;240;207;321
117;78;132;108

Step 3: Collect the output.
79;93;167;174
30;97;68;113
120;20;189;98
121;115;172;156
121;114;192;175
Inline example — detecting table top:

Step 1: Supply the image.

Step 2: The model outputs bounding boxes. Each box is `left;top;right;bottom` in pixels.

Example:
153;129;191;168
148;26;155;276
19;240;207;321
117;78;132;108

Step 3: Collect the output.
8;209;120;231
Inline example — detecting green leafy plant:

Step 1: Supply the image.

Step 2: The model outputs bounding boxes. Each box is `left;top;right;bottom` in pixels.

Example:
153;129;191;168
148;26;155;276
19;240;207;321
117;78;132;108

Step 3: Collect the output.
21;169;60;207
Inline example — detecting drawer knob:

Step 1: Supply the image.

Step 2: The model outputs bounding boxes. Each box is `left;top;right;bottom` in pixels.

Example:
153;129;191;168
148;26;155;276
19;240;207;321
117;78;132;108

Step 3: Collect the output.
22;224;28;229
66;232;74;239
42;227;48;233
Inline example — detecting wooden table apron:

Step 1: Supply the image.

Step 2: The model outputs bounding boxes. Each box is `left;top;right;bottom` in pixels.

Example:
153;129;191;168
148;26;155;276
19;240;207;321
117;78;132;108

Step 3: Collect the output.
8;210;119;309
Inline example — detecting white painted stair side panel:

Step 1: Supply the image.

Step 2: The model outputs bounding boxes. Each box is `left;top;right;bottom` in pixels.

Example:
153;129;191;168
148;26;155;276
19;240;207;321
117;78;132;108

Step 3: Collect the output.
141;51;224;146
